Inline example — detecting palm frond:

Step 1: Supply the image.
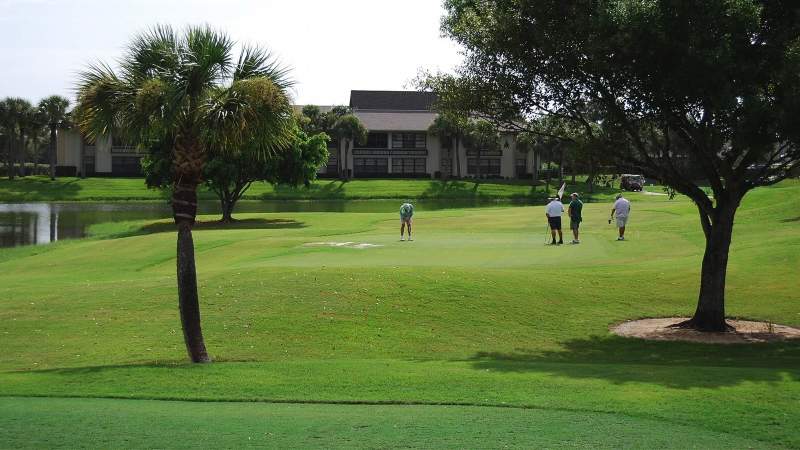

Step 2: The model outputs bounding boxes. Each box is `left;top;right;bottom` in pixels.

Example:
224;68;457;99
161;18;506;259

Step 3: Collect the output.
234;46;294;90
202;77;294;158
182;25;234;94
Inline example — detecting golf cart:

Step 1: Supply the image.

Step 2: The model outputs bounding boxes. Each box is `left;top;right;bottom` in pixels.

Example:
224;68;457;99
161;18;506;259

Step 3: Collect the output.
620;174;645;191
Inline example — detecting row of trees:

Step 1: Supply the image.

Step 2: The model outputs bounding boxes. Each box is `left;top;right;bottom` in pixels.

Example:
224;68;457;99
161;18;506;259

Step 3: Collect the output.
424;0;800;332
0;96;71;180
297;104;367;180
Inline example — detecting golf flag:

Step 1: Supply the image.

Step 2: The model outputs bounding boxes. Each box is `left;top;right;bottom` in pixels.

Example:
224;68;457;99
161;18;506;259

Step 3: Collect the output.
557;182;566;200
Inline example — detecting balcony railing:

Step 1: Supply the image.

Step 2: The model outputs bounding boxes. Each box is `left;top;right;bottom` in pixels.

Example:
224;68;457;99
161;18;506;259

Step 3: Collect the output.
111;145;141;154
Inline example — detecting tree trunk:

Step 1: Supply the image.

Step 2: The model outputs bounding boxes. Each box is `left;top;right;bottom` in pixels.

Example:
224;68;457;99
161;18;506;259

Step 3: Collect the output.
690;206;737;331
79;139;86;178
220;196;235;223
676;200;739;332
9;136;17;180
455;135;462;178
5;137;14;180
172;139;210;363
49;126;57;180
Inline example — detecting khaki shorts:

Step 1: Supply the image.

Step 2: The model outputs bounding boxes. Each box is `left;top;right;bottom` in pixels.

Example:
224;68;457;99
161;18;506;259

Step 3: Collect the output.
616;216;628;227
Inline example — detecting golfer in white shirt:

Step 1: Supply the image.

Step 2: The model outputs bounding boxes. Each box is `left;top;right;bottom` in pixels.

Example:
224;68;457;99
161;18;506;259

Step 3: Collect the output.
545;197;565;245
610;194;631;241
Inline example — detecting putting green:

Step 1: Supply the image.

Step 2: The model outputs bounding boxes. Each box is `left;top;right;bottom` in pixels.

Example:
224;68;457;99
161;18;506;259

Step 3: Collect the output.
1;180;798;447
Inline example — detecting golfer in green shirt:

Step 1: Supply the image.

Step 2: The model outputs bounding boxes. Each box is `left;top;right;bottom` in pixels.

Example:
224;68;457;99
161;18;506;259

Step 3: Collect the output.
568;193;583;244
400;202;414;241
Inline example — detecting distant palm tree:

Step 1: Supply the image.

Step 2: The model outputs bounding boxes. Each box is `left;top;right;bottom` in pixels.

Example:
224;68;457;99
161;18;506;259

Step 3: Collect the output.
76;25;295;363
332;114;367;180
428;113;468;178
0;97;35;179
38;96;70;180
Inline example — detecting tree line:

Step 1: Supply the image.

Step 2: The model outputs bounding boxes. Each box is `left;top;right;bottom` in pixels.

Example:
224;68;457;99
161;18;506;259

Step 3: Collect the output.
0;95;70;180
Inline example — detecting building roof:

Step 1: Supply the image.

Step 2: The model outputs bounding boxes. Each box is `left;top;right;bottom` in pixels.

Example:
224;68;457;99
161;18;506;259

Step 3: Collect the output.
354;111;438;132
350;90;437;111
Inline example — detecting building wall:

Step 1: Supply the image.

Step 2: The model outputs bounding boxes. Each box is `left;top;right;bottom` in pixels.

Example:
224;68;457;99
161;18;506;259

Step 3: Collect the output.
95;134;112;174
56;129;82;168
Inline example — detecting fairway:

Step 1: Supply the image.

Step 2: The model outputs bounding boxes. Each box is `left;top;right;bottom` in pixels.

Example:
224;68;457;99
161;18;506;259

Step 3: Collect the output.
1;181;799;448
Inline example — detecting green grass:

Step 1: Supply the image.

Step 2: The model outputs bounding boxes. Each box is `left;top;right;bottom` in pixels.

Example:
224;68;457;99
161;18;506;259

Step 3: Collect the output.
0;180;798;448
0;175;627;202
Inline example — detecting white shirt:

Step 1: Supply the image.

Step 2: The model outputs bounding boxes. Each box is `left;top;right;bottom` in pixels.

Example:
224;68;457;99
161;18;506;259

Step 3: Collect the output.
546;200;564;217
614;198;631;217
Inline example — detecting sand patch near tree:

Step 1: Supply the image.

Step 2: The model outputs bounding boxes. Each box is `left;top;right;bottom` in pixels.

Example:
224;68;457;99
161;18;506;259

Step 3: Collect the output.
611;317;800;344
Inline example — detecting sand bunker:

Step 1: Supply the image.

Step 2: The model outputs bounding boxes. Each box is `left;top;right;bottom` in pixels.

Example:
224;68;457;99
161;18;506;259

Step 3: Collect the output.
303;242;383;249
611;317;800;344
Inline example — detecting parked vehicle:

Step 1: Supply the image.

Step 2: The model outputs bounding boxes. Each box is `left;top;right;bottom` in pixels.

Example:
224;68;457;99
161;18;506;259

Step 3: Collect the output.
621;174;645;191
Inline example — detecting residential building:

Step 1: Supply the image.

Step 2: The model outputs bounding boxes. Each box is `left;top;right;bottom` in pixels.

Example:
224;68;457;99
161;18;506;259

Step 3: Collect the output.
56;90;540;179
320;90;540;179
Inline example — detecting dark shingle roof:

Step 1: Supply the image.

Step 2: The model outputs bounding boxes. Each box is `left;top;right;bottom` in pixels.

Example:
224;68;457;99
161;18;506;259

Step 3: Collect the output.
349;90;437;111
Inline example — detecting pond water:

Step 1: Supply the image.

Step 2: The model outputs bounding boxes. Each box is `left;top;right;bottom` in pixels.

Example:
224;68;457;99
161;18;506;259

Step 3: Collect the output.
0;199;525;248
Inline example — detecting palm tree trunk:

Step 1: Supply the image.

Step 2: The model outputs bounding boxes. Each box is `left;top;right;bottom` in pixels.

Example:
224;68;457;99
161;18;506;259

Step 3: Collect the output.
455;135;462;178
49;126;57;180
79;139;86;178
172;139;210;363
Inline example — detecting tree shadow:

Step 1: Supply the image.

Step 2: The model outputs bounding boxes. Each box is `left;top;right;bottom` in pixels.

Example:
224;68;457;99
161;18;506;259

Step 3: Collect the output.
467;335;800;389
265;180;347;200
780;216;800;223
107;218;306;239
0;177;83;201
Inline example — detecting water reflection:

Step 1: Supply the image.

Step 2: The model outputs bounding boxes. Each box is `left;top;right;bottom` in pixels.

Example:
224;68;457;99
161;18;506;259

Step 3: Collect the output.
0;199;526;249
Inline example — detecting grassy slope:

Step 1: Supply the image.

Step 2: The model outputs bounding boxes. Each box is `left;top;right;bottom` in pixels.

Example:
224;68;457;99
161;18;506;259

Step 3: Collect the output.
0;175;624;202
0;181;798;447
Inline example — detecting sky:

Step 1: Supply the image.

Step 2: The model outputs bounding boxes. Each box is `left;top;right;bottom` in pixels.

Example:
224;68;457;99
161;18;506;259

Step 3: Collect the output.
0;0;463;106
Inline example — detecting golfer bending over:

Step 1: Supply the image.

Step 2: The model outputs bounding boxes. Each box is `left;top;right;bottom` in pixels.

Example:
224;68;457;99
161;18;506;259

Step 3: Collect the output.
568;192;583;244
546;197;564;245
610;193;631;241
400;201;414;241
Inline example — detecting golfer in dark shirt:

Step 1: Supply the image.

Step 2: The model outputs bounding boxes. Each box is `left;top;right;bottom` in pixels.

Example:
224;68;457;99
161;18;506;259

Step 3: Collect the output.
568;193;583;244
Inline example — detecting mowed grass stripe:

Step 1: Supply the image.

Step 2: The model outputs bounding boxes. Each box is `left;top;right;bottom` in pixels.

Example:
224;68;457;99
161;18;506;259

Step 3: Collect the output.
0;396;780;449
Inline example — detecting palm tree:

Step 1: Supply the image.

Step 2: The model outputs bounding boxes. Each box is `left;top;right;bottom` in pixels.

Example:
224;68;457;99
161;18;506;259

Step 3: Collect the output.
38;96;71;180
515;131;538;182
463;120;500;179
428;113;468;178
76;25;295;363
332;114;367;180
0;97;35;179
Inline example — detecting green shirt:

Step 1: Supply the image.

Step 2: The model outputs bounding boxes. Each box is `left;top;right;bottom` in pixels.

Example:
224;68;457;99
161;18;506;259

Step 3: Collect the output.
569;199;583;221
400;203;414;218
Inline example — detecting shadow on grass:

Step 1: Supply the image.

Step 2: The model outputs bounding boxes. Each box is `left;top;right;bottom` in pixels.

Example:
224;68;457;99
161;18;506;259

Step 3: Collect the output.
468;335;800;389
264;180;347;200
0;177;83;201
108;218;306;239
780;216;800;223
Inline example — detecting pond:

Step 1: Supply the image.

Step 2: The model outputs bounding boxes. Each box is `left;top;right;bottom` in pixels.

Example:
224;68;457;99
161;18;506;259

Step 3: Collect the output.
0;199;527;248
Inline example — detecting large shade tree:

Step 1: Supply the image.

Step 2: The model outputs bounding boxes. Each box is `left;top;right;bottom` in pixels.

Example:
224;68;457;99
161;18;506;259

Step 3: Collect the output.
38;95;71;180
76;25;295;362
434;0;800;331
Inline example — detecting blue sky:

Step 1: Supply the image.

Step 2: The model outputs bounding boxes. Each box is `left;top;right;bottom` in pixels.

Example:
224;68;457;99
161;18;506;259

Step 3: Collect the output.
0;0;462;106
